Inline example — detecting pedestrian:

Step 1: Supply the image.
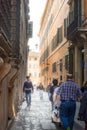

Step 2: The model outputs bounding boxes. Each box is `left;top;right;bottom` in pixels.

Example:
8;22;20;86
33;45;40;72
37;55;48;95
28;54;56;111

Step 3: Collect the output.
38;82;44;99
23;76;33;106
52;81;62;125
81;81;87;94
53;82;62;107
56;73;82;130
78;90;87;130
50;79;58;110
47;82;52;100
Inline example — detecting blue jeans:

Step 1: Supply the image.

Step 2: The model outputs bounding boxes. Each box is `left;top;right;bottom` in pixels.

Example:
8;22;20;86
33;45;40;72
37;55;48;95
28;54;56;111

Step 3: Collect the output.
59;101;76;130
26;93;31;105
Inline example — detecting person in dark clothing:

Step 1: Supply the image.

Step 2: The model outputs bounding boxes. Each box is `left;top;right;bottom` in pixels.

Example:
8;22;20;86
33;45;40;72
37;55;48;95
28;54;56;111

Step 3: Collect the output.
47;82;52;100
23;76;33;106
50;79;58;109
78;90;87;130
81;81;87;94
38;83;44;99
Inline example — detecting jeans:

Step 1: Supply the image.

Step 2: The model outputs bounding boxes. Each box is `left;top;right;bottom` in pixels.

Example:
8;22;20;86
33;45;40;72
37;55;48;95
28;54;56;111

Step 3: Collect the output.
39;90;43;99
59;101;76;130
25;93;31;105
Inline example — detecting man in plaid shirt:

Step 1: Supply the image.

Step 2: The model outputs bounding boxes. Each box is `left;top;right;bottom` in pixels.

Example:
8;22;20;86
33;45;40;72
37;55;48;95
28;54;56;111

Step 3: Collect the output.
56;74;82;130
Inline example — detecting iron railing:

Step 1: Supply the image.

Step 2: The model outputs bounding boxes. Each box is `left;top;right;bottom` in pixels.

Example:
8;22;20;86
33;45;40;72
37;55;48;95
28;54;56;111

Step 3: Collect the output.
67;15;87;40
0;0;11;42
11;0;20;58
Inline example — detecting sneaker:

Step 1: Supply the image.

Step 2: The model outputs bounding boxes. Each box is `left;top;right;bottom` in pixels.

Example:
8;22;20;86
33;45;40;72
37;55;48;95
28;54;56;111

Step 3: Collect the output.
66;127;70;130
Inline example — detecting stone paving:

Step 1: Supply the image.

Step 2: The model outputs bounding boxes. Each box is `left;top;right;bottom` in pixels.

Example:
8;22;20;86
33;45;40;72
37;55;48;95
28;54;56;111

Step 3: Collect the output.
9;91;84;130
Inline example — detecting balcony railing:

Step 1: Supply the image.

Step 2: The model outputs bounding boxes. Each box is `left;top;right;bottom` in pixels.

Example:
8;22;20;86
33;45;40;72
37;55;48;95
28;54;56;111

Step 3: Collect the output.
0;0;11;42
67;15;87;41
11;0;20;58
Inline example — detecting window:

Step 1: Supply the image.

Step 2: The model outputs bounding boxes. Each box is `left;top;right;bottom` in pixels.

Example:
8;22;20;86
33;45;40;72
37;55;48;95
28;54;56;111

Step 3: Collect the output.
54;34;58;49
69;11;74;24
57;26;63;43
51;38;54;52
69;54;73;74
60;75;62;81
64;18;67;37
65;55;69;70
69;0;74;24
52;62;56;73
60;59;63;72
34;57;37;60
28;21;33;38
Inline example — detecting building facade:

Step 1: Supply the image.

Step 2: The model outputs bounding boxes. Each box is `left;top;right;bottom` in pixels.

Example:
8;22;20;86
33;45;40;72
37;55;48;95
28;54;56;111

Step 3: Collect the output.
39;0;87;89
27;51;40;88
67;0;87;85
0;0;30;130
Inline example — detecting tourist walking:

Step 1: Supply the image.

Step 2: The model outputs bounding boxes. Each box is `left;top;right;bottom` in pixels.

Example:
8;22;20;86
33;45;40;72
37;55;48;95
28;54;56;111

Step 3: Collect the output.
47;82;52;100
23;76;33;106
56;74;82;130
52;81;61;125
38;83;44;99
81;81;87;94
49;79;58;110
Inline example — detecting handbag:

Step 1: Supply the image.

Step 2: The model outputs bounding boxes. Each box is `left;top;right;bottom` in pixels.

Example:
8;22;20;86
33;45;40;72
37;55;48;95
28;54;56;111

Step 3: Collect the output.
51;106;60;123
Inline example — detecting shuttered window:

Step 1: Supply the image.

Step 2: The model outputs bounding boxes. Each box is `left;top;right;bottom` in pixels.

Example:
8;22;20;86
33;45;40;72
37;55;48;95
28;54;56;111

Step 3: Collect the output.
52;62;56;73
51;38;54;52
65;55;69;70
64;18;67;37
60;59;63;72
69;54;73;74
74;0;78;18
69;11;74;24
57;26;63;43
54;34;58;49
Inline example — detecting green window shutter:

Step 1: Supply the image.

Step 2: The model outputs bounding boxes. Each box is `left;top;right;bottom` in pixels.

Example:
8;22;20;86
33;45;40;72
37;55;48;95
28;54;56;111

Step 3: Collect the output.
60;59;63;72
59;27;63;43
57;26;63;43
69;53;73;74
52;62;56;73
51;39;54;51
67;15;69;27
54;34;58;50
74;0;78;18
69;11;74;24
57;28;59;43
65;55;69;70
64;18;67;37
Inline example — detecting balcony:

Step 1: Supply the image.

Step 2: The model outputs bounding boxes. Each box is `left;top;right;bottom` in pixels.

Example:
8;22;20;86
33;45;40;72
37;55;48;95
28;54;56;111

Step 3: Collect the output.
67;15;87;42
0;0;11;57
0;0;11;42
11;0;20;58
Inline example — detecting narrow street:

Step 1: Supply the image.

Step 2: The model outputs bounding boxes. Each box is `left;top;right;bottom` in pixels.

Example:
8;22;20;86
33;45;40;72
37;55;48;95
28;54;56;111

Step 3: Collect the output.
9;91;84;130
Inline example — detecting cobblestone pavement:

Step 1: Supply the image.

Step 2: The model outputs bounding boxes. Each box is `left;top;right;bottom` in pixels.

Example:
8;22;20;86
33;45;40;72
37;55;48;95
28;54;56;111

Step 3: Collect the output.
9;91;84;130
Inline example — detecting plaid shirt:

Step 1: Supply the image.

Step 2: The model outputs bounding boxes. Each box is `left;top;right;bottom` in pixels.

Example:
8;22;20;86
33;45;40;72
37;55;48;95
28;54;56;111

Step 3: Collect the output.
56;80;82;101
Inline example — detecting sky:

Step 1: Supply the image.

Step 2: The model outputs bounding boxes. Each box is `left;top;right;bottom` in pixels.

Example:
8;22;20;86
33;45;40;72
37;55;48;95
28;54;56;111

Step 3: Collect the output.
28;0;47;51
